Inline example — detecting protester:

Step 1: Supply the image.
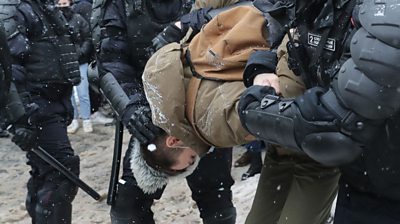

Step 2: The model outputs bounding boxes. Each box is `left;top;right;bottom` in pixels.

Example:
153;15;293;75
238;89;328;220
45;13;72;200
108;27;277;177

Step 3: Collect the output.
91;0;239;223
0;0;81;223
239;0;400;223
57;0;94;133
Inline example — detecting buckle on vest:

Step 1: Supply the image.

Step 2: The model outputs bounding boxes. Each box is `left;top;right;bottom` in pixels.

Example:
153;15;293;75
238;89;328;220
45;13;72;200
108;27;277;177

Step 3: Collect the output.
279;101;293;112
260;95;279;109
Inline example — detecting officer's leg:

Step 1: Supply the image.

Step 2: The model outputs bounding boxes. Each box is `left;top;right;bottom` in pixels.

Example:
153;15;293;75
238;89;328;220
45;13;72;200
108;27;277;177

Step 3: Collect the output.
110;145;165;224
25;166;42;221
25;114;80;224
245;149;294;224
277;154;339;224
186;148;236;224
334;179;400;224
34;170;79;224
246;148;339;224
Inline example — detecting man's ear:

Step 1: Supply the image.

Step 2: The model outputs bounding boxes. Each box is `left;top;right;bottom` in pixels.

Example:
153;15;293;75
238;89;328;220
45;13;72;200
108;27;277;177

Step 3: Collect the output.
165;136;182;147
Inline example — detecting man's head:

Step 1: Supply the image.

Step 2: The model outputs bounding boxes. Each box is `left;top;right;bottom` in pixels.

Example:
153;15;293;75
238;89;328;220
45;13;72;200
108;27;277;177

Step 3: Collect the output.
140;132;199;176
56;0;72;7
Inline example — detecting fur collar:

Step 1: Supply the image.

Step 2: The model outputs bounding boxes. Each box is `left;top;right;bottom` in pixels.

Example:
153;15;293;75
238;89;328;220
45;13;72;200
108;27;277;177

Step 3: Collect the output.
129;138;200;194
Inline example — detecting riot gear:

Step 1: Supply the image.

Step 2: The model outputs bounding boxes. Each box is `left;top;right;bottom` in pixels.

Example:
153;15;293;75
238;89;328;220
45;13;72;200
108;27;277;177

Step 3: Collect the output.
240;0;400;221
0;0;81;223
239;86;362;166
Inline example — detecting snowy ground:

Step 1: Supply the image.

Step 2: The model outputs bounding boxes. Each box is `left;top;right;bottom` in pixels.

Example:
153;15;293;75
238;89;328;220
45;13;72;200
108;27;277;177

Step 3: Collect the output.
0;123;259;224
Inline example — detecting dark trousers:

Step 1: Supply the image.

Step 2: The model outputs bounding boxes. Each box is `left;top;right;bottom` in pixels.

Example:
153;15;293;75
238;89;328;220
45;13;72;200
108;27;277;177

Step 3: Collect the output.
111;147;235;224
25;95;79;224
334;178;400;224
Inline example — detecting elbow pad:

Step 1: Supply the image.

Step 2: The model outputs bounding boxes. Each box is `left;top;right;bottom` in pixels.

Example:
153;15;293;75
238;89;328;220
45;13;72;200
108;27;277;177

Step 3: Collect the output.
239;86;363;166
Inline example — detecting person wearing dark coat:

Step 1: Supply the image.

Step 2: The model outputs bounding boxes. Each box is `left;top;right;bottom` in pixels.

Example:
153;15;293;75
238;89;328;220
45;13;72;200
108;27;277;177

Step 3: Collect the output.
58;0;94;133
0;0;82;222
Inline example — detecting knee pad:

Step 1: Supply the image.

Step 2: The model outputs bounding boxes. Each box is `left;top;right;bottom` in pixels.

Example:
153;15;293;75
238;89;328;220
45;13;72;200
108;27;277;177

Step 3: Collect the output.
110;176;164;224
25;176;44;220
34;180;78;224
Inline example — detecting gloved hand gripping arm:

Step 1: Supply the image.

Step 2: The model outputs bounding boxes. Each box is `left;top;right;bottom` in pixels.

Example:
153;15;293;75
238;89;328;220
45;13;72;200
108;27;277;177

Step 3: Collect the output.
98;72;162;144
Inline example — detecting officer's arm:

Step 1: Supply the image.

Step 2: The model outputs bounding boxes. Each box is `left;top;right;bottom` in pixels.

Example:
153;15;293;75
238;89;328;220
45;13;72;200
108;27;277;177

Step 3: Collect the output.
95;0;146;115
242;50;278;87
94;0;161;143
77;14;93;60
1;5;38;151
3;5;33;124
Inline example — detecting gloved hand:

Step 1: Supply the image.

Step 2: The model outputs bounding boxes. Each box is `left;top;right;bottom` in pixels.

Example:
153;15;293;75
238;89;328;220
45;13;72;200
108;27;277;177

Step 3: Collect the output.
294;87;337;122
181;7;213;37
152;24;185;52
122;105;163;144
11;126;37;151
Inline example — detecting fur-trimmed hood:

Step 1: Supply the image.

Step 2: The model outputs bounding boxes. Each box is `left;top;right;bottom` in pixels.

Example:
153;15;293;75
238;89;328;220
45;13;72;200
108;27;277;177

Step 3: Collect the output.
129;138;200;194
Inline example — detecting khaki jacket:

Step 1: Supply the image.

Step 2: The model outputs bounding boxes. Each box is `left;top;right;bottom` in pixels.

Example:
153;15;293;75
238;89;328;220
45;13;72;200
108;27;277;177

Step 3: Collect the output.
143;43;251;156
143;6;269;156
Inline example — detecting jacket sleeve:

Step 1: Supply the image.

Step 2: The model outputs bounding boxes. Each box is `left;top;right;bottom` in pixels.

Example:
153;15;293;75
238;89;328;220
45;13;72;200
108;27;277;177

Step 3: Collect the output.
77;14;93;62
8;3;32;89
96;1;143;96
96;0;148;117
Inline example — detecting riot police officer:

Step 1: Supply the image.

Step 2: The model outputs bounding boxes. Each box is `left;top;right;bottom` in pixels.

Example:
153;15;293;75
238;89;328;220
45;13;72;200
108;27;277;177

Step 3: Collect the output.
239;0;400;223
91;0;237;223
0;0;81;223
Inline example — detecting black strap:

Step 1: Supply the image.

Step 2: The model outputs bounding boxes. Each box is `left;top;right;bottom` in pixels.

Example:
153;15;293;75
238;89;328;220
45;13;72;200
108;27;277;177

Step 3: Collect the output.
285;24;313;88
313;0;356;86
185;49;203;79
184;49;225;82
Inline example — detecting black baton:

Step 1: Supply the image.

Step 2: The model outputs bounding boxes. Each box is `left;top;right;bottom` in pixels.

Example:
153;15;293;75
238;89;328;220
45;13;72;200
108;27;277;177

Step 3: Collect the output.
107;120;124;205
33;146;101;201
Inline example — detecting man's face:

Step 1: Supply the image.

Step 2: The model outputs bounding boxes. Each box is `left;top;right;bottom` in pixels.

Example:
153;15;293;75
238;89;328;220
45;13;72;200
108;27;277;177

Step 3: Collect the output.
170;147;198;171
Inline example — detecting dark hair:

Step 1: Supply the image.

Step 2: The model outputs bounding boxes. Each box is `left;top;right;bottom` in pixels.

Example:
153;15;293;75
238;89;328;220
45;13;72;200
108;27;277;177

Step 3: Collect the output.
140;132;186;176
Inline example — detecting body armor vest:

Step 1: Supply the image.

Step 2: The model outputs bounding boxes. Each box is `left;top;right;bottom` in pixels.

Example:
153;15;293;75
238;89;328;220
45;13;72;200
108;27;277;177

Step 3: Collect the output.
287;0;355;87
126;0;191;70
24;1;80;85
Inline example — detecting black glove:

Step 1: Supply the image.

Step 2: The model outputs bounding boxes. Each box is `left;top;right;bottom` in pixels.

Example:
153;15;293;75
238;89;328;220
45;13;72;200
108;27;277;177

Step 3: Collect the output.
122;105;163;144
243;50;278;87
11;126;37;151
181;7;213;37
294;87;337;122
152;24;185;52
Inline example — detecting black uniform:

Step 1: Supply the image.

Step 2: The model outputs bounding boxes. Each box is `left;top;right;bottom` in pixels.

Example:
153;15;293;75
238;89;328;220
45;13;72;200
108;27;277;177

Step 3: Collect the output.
239;0;400;223
72;0;92;24
0;0;81;223
62;7;93;65
92;0;236;223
